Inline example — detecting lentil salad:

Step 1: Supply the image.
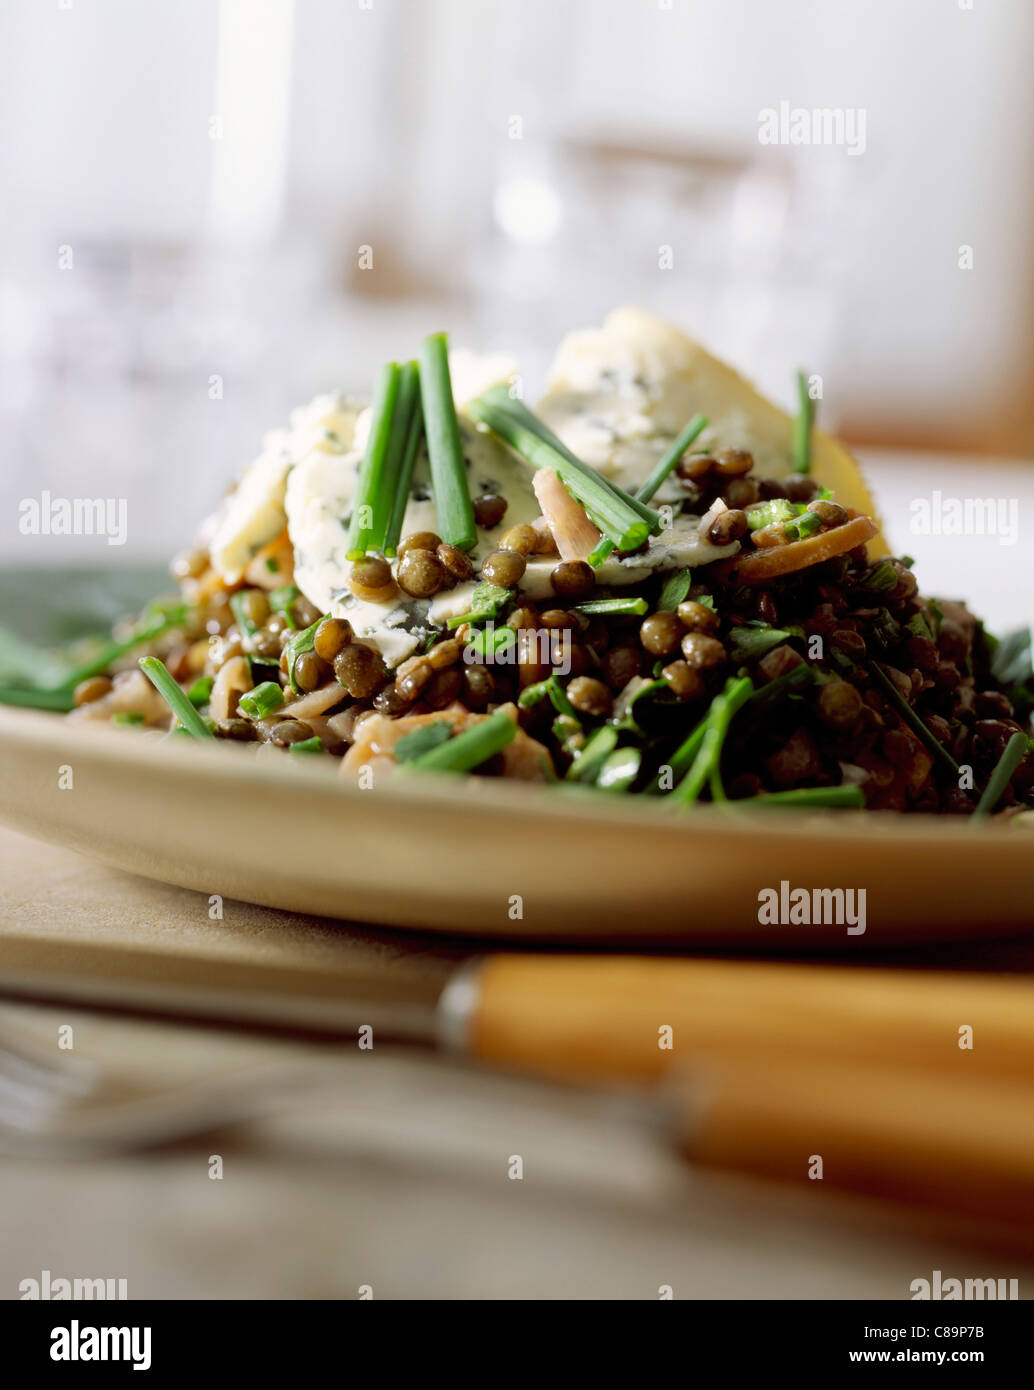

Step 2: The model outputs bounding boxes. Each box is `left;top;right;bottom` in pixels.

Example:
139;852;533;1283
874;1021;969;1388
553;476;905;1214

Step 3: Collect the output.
23;311;1034;816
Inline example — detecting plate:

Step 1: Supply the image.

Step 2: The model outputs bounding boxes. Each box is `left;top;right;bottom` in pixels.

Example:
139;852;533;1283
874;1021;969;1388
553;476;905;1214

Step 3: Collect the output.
1;705;1032;946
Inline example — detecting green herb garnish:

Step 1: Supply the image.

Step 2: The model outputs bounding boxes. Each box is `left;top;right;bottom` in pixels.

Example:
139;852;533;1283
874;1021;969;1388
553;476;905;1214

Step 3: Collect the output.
347;360;402;558
406;710;516;773
111;710;145;727
187;675;214;706
657;570;693;612
237;681;285;719
394;720;453;764
138;657;215;739
746;498;796;531
573;597;648;617
588;413;708;566
973;731;1029;819
866;661;959;775
283;618;323;695
792;369;814;475
419;334;477;551
384;362;425;558
289;736;324;755
467;389;657;551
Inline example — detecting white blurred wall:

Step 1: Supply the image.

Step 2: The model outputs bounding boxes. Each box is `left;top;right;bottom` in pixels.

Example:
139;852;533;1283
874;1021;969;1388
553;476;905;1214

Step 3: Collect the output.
1;0;1033;563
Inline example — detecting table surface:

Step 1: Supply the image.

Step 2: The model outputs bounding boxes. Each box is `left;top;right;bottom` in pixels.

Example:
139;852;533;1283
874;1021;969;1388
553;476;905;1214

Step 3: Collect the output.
3;825;1034;1301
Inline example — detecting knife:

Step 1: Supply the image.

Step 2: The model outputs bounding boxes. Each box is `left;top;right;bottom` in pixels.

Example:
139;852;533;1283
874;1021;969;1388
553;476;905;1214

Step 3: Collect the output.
3;936;1034;1236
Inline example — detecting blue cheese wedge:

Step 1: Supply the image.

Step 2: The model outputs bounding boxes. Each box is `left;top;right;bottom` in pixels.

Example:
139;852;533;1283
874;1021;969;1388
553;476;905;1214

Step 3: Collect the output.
209;393;361;582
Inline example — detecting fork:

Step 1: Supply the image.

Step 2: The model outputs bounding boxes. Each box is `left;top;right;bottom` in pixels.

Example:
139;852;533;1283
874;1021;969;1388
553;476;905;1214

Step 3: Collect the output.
0;1021;370;1157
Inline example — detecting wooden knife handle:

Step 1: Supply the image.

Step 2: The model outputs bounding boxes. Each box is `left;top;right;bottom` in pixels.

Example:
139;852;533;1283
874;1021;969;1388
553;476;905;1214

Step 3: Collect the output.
678;1052;1034;1233
463;955;1034;1085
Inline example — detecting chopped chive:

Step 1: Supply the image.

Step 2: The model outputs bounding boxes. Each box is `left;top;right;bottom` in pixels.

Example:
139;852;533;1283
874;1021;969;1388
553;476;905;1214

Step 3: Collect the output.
0;684;77;710
384;363;424;557
270;584;300;629
466;623;516;660
407;710;516;773
973;731;1028;818
58;601;189;689
419;333;477;551
588;413;708;566
229;590;260;636
792;369;814;474
866;661;960;775
467;392;655;551
473;386;659;529
671;677;754;804
289;736;324;754
736;786;866;809
110;710;145;727
375;359;420;556
138;657;215;739
748;663;813;706
187;675;214;706
394;720;453;763
565;724;619;781
746;498;797;531
237;680;285;719
446;582;514;628
595;746;641;792
573;596;649;617
347;361;402;559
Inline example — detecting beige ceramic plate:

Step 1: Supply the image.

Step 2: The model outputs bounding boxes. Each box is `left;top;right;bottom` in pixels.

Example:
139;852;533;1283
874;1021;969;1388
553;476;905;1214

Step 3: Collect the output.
0;705;1031;946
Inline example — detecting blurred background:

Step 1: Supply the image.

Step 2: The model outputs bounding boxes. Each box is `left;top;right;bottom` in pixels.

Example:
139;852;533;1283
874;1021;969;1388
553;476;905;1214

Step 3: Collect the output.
2;0;1034;573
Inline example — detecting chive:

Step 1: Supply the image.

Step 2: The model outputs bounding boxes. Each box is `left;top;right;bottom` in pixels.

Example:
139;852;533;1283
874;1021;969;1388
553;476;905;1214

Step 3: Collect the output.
861;560;897;592
270;584;300;630
588;413;708;566
230;591;260;636
671;677;754;805
111;711;145;727
289;736;324;755
792;369;813;474
973;731;1028;819
187;675;214;706
374;360;420;556
573;596;648;617
347;361;401;558
467;394;655;551
384;364;424;557
748;663;813;706
737;786;866;809
565;725;619;781
866;661;960;775
58;601;189;689
237;681;285;719
407;710;516;773
466;624;516;660
596;746;641;792
419;334;477;551
394;720;453;763
746;498;796;531
0;684;77;711
138;657;215;739
795;510;822;538
473;386;659;529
